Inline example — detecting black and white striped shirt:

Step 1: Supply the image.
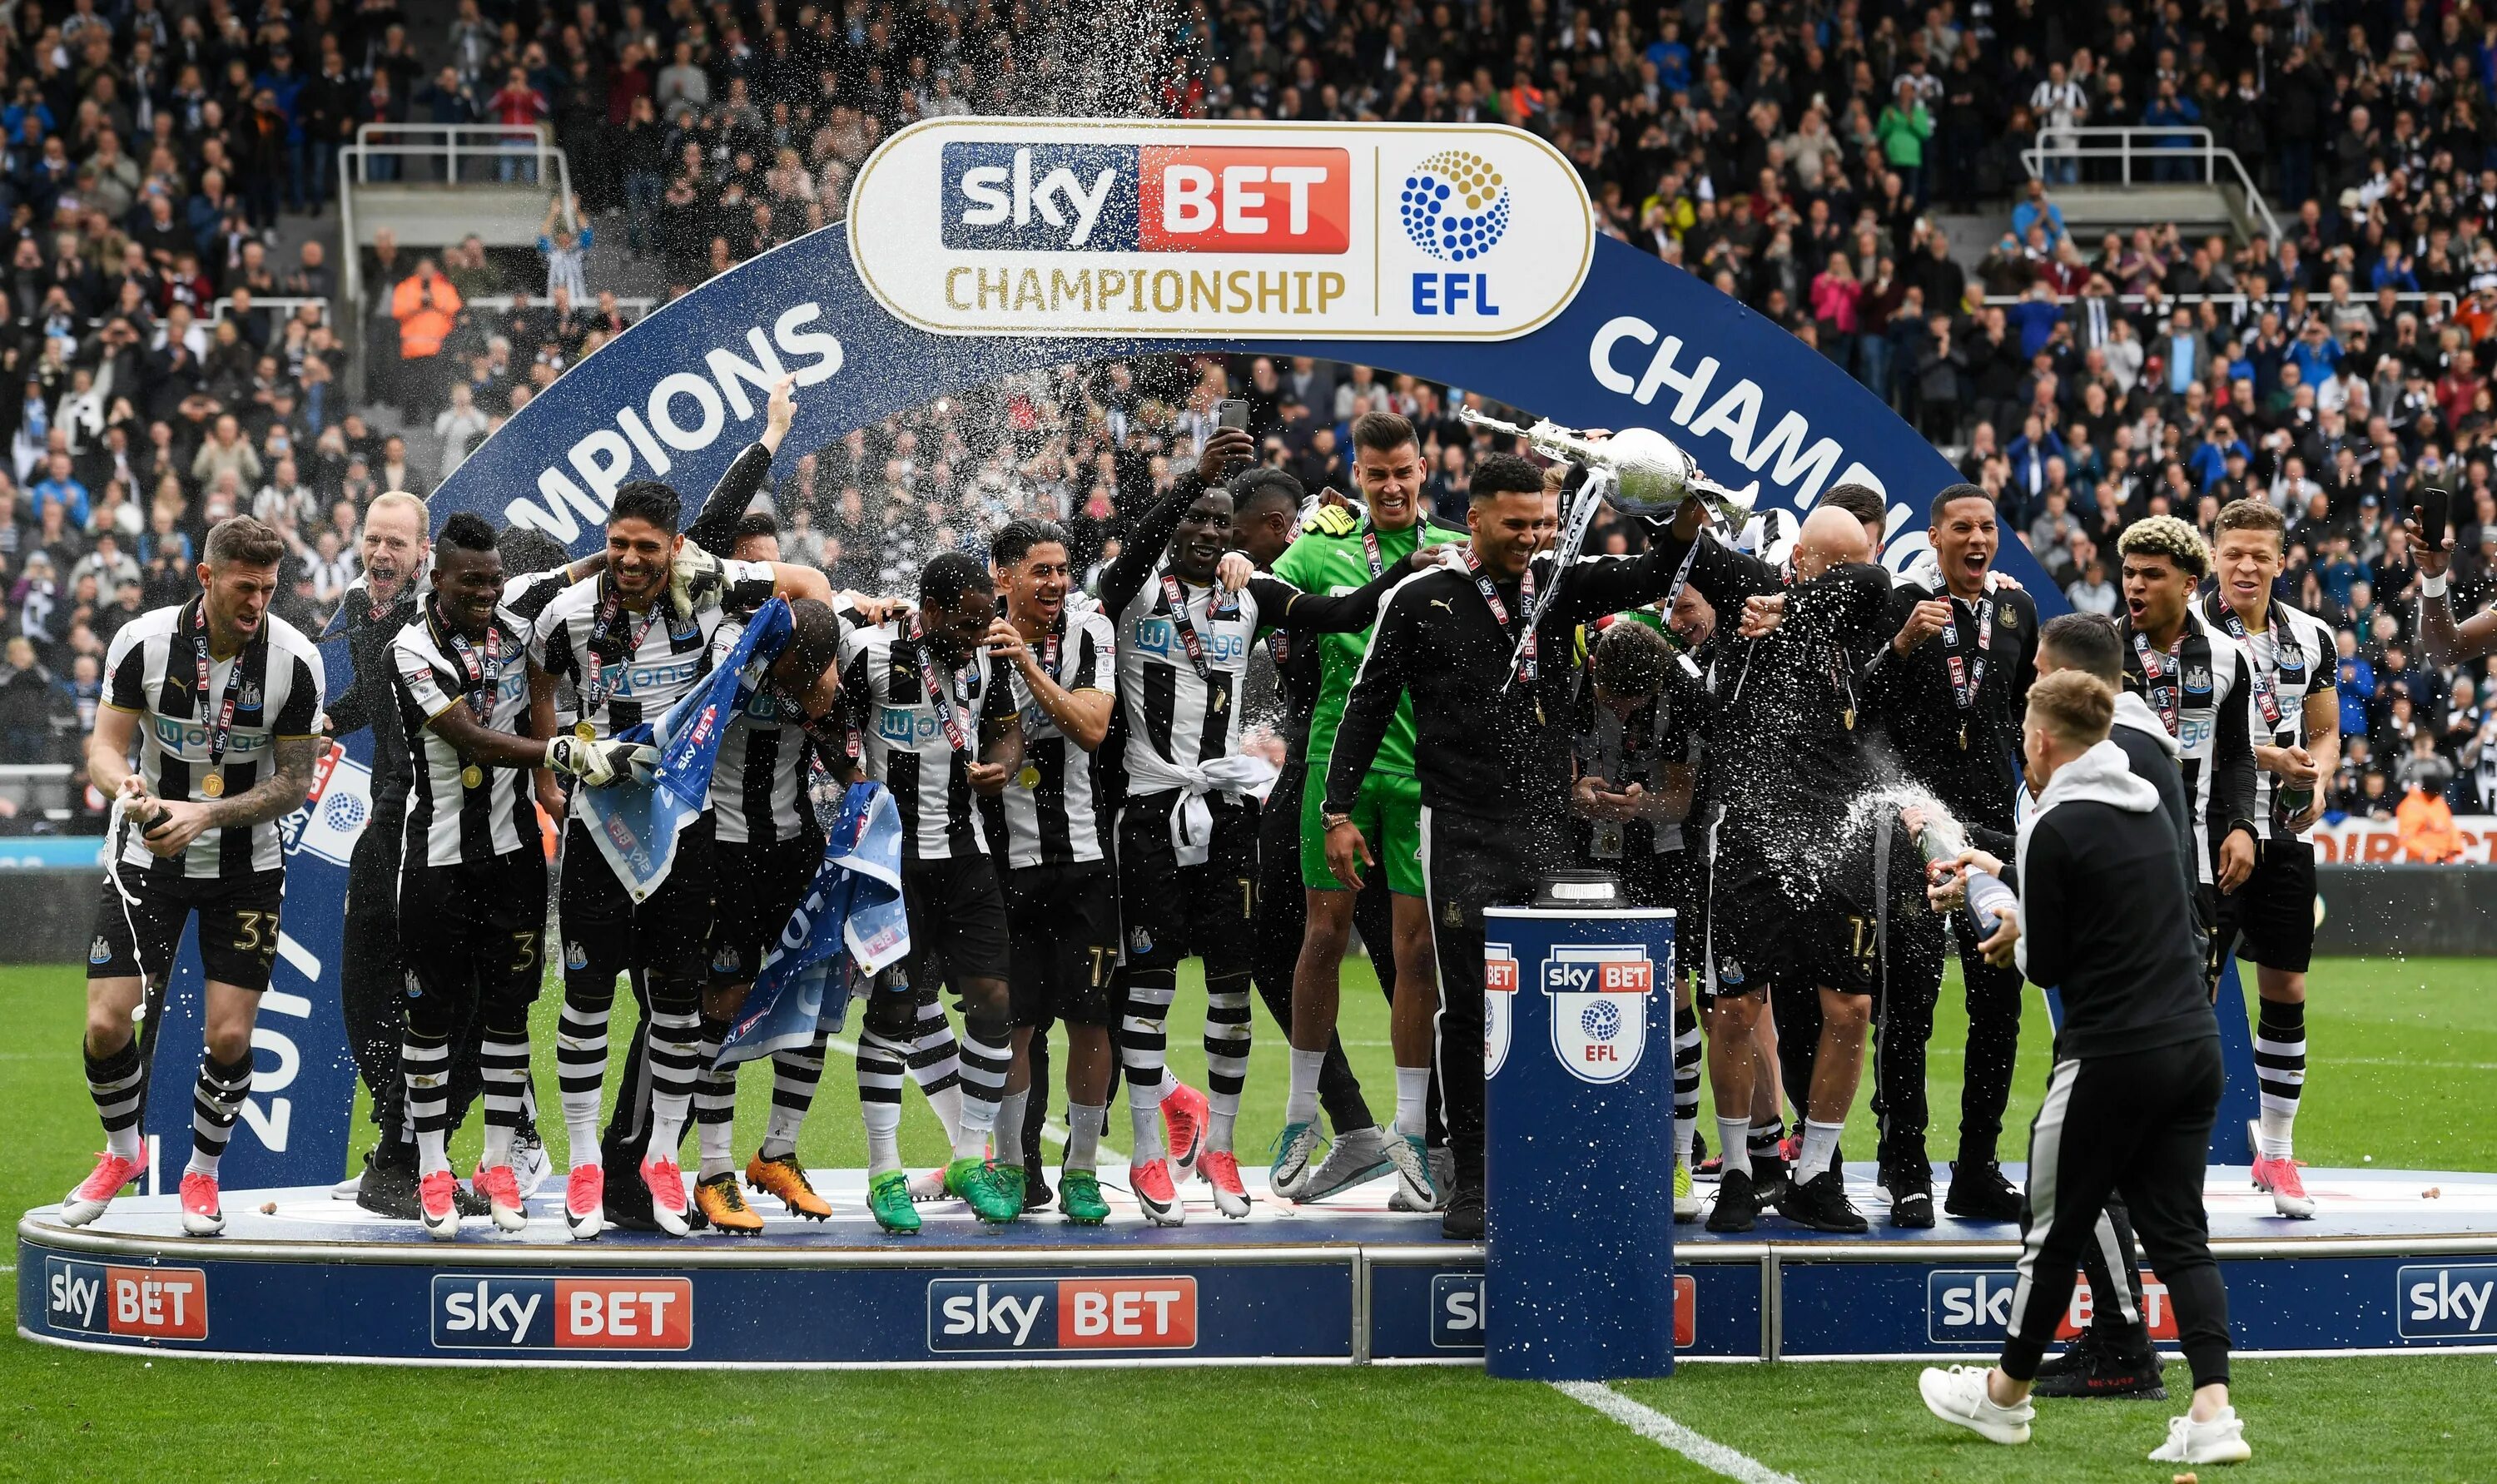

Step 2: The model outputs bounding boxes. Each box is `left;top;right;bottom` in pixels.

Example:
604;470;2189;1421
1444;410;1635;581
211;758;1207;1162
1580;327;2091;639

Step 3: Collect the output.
103;598;325;879
1112;564;1273;783
708;612;842;848
391;602;536;868
841;621;1015;864
2202;593;2338;844
2119;605;2256;886
498;565;580;731
985;607;1118;869
526;562;777;739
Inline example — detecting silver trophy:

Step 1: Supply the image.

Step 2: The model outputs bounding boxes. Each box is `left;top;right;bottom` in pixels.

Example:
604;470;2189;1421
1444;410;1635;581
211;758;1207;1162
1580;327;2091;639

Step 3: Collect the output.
1457;410;1758;528
1457;409;1755;689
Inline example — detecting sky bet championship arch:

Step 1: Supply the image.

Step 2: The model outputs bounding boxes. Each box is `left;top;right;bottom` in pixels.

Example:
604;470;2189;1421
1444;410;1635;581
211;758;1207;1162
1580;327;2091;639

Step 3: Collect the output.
25;119;2493;1371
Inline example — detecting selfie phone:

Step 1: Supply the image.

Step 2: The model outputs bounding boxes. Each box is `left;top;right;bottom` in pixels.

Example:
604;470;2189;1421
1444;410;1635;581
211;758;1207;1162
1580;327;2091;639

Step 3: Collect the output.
1217;398;1251;431
2418;485;2451;553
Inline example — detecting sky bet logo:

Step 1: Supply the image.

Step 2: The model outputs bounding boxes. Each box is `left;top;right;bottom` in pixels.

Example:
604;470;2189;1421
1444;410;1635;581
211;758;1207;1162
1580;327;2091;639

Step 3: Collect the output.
1928;1268;2179;1343
431;1275;692;1350
944;143;1349;255
45;1258;209;1341
927;1277;1198;1353
2400;1264;2497;1339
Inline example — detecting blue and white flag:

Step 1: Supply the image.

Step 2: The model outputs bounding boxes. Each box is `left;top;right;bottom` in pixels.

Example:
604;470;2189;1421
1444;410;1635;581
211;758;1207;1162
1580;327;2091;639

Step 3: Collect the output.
718;780;910;1068
575;598;794;903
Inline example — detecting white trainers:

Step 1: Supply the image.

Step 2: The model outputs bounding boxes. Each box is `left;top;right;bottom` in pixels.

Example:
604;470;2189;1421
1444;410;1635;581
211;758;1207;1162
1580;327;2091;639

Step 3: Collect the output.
509;1121;553;1200
1385;1133;1442;1212
1301;1125;1396;1201
2148;1408;2252;1465
1268;1120;1325;1199
1919;1365;2034;1445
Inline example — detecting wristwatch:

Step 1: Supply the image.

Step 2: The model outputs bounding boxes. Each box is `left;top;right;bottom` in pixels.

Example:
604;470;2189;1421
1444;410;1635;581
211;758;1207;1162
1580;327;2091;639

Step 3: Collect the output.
1322;811;1355;831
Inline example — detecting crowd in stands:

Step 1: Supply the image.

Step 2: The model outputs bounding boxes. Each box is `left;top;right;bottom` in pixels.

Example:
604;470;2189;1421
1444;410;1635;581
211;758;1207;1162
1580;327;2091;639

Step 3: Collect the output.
0;0;2491;836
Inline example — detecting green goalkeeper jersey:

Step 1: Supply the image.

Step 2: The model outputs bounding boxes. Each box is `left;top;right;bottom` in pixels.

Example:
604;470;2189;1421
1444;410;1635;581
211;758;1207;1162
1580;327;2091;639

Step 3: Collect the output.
1271;515;1467;781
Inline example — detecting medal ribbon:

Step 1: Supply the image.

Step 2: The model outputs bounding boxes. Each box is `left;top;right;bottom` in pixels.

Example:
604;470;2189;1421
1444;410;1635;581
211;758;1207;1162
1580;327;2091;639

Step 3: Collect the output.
908;618;973;755
190;603;238;775
445;613;506;723
1942;593;1995;712
581;582;663;719
1159;573;1214;682
1460;548;1537;682
2132;628;2187;738
2211;600;2289;729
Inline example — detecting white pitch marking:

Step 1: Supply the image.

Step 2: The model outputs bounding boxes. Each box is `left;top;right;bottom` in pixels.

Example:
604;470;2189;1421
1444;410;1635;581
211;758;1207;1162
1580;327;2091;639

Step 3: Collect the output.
1553;1380;1804;1484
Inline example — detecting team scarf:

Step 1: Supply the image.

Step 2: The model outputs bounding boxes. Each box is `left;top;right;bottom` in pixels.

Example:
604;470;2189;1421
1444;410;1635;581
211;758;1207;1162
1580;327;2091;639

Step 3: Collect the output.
717;778;910;1069
574;598;794;902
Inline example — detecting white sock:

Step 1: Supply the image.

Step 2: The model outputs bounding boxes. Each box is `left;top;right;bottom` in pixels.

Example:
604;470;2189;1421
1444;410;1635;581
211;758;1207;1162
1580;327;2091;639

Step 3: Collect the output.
1065;1102;1107;1174
416;1126;449;1178
862;1098;902;1177
2256;1114;2293;1161
1128;1079;1169;1161
1393;1065;1432;1139
1207;1105;1238;1154
1286;1048;1325;1125
1797;1119;1843;1180
1718;1116;1753;1178
925;1082;965;1149
998;1088;1030;1162
483;1121;514;1168
105;1124;141;1159
697;1115;736;1180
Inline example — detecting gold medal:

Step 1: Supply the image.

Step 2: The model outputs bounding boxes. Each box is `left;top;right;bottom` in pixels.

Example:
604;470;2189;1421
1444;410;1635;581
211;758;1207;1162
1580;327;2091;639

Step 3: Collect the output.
1843;707;1856;732
462;764;485;788
198;771;225;798
575;720;598;743
1015;765;1040;790
1958;722;1968;751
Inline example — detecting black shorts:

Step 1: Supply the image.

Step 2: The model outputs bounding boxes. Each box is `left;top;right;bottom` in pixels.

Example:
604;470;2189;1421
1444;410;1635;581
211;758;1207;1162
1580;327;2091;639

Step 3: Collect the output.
1705;853;1878;1000
1115;793;1257;974
88;867;286;991
709;831;826;986
398;850;549;1014
2214;837;2316;975
1005;861;1120;1028
902;852;1012;991
558;811;717;992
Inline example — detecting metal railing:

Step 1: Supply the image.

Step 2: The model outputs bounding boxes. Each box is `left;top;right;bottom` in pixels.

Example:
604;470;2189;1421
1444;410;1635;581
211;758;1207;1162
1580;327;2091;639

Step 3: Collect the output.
2019;125;2283;246
0;763;76;815
211;295;330;325
340;122;582;206
1979;288;2460;317
464;293;658;319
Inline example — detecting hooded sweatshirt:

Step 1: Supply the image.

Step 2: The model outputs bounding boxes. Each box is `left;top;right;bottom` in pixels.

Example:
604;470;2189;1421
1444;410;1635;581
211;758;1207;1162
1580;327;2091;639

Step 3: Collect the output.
2014;736;2216;1060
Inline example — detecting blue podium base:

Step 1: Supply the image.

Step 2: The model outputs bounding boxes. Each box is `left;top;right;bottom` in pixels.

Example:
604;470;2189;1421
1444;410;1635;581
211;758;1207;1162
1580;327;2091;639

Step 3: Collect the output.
20;1163;2497;1365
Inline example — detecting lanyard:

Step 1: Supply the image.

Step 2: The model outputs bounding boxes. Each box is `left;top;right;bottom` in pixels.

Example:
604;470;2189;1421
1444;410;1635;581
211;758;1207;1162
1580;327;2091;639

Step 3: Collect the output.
189;603;238;773
2211;600;2289;729
443;608;506;722
1039;621;1063;686
908;619;974;754
582;583;663;718
1941;592;1995;712
1159;573;1214;682
2132;627;2187;739
1362;529;1384;578
1459;548;1537;682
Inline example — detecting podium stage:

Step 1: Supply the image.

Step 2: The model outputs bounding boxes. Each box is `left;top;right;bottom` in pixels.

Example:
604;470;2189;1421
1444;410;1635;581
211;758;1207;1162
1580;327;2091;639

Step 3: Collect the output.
21;1164;2497;1366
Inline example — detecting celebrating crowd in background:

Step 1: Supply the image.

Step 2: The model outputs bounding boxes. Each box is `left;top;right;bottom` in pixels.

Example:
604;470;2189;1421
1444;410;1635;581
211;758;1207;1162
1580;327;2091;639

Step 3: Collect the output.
0;0;2493;836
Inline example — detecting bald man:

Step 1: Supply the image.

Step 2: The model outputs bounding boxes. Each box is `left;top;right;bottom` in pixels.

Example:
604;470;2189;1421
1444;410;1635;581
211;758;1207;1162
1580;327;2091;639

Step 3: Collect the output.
1647;494;1902;1234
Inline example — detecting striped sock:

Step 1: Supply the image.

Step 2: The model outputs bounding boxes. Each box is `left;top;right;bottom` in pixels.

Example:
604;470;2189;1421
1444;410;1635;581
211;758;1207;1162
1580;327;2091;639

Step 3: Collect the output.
2253;998;2306;1159
400;1030;454;1177
1202;970;1252;1153
85;1038;146;1160
1120;965;1176;1158
643;1007;703;1163
1672;1000;1702;1169
856;1030;908;1177
905;989;965;1148
478;1024;530;1169
759;1031;826;1160
955;1017;1011;1159
186;1050;253;1178
693;1014;737;1179
555;988;611;1168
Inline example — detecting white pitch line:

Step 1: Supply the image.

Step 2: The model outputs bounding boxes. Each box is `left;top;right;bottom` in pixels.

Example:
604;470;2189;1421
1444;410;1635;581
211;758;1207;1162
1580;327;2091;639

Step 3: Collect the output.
1553;1381;1804;1484
820;1035;1127;1162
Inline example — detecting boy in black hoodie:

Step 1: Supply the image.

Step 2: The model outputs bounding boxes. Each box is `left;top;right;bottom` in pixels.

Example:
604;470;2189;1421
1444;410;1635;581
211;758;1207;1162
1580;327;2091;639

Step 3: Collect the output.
1916;670;2250;1468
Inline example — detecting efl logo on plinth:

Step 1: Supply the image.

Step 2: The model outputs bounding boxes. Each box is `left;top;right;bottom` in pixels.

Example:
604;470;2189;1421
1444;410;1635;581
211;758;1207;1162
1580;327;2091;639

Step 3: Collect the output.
1483;942;1517;1077
1541;945;1654;1084
848;117;1593;341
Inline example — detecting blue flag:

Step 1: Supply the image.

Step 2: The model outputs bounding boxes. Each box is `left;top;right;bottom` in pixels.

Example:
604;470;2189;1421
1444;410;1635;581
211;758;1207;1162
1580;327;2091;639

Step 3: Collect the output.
719;780;910;1069
575;598;794;903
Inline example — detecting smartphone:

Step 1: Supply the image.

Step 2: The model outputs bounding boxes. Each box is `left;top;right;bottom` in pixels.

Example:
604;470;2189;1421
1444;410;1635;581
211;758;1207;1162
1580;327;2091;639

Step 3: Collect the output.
1216;397;1250;431
2418;485;2451;553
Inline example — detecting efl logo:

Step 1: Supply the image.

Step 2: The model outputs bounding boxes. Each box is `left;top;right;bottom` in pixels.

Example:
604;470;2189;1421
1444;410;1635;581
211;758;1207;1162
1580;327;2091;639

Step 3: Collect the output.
943;142;1349;255
926;1278;1198;1353
1427;1272;1693;1349
1927;1268;2178;1343
2400;1264;2497;1339
432;1276;693;1350
44;1258;209;1341
1542;945;1657;1084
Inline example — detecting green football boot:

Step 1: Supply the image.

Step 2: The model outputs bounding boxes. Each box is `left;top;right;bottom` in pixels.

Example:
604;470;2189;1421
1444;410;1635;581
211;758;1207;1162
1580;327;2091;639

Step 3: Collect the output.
866;1169;921;1233
1060;1169;1110;1226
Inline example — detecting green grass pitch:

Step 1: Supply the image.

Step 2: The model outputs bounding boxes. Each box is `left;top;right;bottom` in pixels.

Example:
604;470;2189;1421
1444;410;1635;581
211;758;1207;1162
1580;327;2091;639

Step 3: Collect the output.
5;957;2493;1482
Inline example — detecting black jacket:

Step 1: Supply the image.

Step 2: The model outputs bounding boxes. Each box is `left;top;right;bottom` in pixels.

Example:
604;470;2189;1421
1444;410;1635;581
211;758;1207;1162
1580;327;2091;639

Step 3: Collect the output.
2014;740;2214;1060
1325;541;1699;824
325;578;420;807
1865;577;2039;834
